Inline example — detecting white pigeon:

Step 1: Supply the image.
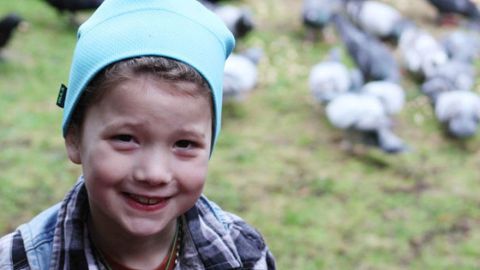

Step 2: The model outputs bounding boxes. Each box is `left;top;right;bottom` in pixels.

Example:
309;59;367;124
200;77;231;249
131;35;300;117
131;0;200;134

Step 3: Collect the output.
309;62;350;103
435;90;480;138
326;93;388;130
213;5;254;39
361;81;405;115
308;48;363;103
326;93;408;153
223;48;262;102
398;26;448;78
345;0;406;40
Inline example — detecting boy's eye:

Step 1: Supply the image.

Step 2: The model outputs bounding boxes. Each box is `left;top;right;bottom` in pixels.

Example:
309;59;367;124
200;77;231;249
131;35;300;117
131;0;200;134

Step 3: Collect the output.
113;134;134;142
110;134;138;151
175;140;194;149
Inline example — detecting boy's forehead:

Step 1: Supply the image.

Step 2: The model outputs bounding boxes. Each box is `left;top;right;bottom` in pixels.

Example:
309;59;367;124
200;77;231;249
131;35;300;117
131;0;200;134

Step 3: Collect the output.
92;79;214;127
115;75;212;101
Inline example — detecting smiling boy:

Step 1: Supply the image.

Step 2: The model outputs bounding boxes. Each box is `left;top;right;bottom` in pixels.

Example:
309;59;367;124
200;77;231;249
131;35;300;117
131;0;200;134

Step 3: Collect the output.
0;0;275;269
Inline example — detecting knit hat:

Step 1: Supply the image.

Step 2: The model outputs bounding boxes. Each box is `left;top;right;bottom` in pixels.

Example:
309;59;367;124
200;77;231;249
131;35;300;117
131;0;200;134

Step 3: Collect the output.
59;0;235;150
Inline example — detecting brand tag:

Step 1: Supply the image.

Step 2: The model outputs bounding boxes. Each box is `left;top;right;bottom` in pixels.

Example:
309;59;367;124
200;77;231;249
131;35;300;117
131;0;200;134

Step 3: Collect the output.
56;84;67;108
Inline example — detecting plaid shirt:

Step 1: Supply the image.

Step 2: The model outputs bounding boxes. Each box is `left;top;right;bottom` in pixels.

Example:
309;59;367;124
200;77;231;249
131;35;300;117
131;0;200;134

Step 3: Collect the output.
0;178;275;270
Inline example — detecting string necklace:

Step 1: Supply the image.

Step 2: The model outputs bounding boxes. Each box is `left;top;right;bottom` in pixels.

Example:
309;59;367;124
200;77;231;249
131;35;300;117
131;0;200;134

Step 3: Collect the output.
164;217;182;270
94;218;183;270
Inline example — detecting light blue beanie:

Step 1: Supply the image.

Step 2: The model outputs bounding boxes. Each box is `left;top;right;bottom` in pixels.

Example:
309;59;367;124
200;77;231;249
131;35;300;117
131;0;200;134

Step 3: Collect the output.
60;0;235;150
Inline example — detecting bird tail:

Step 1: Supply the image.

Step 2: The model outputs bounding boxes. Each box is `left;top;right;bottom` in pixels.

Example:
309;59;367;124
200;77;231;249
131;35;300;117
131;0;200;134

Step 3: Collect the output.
376;127;408;154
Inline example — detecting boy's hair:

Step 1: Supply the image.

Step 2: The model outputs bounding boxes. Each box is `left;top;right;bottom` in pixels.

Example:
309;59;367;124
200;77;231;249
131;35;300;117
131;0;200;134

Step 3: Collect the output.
68;56;212;136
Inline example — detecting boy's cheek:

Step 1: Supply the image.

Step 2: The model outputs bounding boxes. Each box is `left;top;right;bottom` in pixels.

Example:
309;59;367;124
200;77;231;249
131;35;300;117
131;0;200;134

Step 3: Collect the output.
178;162;209;187
183;176;206;193
83;154;130;185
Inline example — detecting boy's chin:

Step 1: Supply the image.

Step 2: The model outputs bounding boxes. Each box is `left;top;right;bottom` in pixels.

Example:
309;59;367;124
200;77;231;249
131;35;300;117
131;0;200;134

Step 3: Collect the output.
122;218;177;238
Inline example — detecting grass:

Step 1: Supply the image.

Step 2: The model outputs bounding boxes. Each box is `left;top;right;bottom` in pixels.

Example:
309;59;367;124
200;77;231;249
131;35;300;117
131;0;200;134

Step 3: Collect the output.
2;0;480;269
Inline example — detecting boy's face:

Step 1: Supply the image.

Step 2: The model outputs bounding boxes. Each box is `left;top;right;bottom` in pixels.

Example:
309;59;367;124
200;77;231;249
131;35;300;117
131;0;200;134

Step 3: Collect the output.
65;76;212;238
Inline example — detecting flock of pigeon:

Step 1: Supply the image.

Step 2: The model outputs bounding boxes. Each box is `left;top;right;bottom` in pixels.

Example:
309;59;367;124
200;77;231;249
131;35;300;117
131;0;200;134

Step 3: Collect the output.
307;0;480;154
2;0;480;155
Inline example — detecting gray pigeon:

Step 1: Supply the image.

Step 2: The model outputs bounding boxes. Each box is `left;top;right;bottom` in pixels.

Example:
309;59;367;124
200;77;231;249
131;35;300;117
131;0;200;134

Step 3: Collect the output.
302;0;342;41
425;0;480;24
309;47;364;103
441;30;480;63
421;76;456;103
435;90;480;138
421;59;475;102
0;13;23;53
345;0;412;43
398;25;448;79
325;92;408;153
223;47;262;102
41;0;104;27
332;13;401;82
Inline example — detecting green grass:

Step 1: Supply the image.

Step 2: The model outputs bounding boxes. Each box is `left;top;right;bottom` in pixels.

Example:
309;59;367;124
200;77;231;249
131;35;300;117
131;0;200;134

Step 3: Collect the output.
2;0;480;269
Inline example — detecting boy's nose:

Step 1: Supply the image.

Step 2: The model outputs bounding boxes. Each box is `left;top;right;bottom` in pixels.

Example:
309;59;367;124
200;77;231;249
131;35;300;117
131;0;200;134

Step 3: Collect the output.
133;150;173;185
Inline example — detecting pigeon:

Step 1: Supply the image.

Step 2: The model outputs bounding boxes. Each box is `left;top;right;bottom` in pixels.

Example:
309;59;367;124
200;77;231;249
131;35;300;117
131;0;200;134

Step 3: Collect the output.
398;25;448;79
223;47;262;102
425;0;480;25
345;0;412;43
434;90;480;138
0;13;23;53
421;59;475;102
309;47;364;103
325;92;408;153
42;0;104;13
302;0;342;41
332;13;401;82
203;3;255;39
41;0;104;26
360;80;405;115
441;30;480;63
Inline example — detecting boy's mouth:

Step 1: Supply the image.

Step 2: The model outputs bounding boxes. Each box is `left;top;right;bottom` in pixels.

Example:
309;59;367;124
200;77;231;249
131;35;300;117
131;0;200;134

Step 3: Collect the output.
125;193;166;205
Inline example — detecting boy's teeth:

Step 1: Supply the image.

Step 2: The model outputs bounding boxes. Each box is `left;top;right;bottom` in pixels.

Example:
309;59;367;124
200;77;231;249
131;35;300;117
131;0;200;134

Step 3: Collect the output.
129;194;161;205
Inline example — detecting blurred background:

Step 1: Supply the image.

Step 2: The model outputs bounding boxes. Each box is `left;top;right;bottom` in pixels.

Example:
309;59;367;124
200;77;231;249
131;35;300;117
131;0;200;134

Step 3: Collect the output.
2;0;480;269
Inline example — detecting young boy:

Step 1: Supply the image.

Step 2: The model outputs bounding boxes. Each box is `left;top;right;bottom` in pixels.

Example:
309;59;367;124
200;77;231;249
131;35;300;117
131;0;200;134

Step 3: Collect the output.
0;0;275;269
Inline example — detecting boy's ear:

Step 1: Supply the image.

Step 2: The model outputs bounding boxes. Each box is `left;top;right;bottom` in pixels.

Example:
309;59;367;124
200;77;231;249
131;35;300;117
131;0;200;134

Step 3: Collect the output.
65;129;82;164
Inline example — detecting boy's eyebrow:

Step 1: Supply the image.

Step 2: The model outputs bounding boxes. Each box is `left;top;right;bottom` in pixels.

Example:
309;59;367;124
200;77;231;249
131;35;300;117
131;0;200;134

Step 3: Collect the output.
102;120;144;131
103;121;208;138
176;128;207;139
